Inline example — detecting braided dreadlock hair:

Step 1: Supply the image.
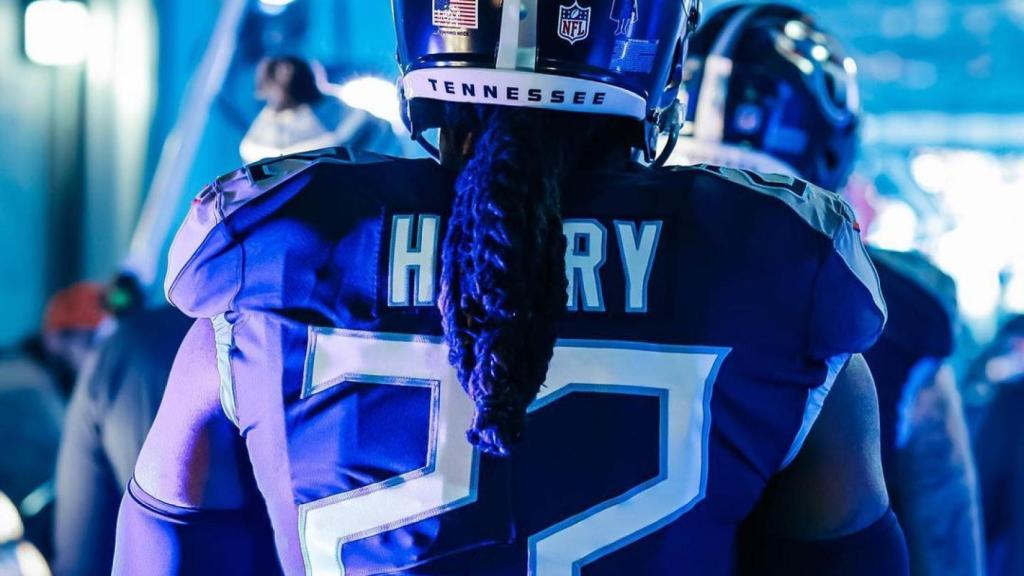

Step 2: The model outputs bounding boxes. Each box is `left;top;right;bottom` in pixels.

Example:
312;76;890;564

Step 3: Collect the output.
438;103;631;456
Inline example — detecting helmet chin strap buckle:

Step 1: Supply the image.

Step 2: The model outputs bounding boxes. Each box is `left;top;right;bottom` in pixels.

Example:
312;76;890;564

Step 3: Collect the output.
651;99;684;167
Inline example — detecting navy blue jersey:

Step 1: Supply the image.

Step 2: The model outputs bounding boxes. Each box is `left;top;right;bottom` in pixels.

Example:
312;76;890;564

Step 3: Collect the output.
862;248;957;479
165;148;885;575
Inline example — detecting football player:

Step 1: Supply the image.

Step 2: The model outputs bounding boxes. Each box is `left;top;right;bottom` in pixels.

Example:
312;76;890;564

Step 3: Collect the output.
672;4;983;575
113;1;907;574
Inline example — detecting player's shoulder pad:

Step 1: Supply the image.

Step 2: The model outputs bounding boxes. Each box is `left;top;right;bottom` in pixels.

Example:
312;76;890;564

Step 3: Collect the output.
869;247;958;356
688;164;888;357
164;147;393;317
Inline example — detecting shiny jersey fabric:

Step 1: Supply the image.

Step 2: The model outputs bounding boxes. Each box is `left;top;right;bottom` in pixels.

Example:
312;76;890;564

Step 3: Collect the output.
165;148;886;575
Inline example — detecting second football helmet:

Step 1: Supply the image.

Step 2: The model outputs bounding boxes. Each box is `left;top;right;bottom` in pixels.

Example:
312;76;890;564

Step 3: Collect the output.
675;3;860;191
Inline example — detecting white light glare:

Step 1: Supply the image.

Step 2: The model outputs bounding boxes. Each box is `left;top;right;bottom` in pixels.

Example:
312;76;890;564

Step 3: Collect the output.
920;148;1024;323
910;151;948;193
843;57;858;75
1004;270;1024;313
24;0;91;66
866;200;918;252
784;20;807;40
0;491;23;544
338;77;402;127
15;542;51;576
257;0;296;14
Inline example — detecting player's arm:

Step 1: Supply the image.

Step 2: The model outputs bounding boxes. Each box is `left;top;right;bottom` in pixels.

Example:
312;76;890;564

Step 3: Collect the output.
894;364;984;576
742;355;909;575
112;319;279;576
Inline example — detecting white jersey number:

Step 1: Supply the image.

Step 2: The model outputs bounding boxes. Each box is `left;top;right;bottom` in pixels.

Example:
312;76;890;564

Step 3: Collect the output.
298;328;727;575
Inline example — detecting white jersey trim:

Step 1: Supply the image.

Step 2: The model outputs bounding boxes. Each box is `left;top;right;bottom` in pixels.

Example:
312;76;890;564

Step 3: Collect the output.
780;354;849;470
211;314;240;429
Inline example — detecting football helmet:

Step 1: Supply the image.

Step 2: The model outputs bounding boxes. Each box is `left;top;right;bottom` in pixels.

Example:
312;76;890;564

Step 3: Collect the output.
393;0;703;162
675;3;860;191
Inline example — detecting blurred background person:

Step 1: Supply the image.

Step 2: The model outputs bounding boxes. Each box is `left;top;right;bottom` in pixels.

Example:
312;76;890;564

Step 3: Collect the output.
0;281;106;562
670;4;984;575
963;314;1024;576
52;306;190;576
240;55;399;163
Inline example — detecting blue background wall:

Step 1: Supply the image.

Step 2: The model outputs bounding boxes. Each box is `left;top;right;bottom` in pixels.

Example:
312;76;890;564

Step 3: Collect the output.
1;0;60;345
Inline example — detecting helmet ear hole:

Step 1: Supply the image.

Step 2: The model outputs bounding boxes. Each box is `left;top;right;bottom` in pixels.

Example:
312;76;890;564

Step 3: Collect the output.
822;72;850;111
823;73;838;103
824;146;839;171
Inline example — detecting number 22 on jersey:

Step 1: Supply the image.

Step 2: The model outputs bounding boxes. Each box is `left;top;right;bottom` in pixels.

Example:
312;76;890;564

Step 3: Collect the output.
298;328;728;575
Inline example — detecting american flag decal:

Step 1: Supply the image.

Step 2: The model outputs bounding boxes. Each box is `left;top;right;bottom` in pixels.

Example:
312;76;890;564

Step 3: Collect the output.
433;0;479;29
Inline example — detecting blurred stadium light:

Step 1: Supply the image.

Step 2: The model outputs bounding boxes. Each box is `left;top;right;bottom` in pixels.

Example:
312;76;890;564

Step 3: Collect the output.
0;491;49;575
895;148;1024;321
10;542;51;576
0;492;23;544
866;200;919;253
864;114;1024;150
24;0;90;66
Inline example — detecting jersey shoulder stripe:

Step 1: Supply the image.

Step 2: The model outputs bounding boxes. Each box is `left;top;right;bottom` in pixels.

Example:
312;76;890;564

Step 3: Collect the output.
683;163;856;240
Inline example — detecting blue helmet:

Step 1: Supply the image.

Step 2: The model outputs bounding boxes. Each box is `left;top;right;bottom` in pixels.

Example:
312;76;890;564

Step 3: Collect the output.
675;3;860;191
393;0;703;161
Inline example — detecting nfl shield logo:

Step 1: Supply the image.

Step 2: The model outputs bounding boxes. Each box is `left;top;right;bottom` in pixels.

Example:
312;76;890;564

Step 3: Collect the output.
558;2;591;45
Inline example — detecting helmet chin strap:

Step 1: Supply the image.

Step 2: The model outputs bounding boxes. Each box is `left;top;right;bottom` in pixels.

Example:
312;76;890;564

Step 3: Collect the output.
414;131;441;162
399;80;441;161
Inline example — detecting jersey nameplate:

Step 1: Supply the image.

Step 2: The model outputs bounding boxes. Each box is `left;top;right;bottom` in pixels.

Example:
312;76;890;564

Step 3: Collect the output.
387;215;663;313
